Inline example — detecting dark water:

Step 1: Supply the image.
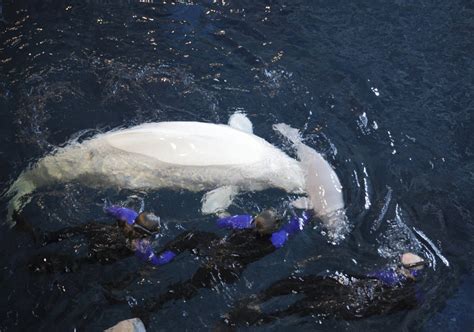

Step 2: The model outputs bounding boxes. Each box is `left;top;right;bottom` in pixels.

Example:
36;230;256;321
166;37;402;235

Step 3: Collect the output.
0;0;473;330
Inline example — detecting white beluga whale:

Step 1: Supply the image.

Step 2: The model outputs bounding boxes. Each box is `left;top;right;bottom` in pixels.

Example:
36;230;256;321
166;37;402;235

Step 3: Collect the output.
5;113;349;240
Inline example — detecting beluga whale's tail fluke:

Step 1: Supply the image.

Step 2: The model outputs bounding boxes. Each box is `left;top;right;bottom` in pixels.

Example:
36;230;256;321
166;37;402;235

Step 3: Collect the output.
5;170;36;226
4;141;90;226
273;123;349;243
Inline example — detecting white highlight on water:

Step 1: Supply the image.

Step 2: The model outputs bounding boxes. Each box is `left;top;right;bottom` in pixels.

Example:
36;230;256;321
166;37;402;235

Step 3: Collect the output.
413;227;450;267
371;87;380;96
363;166;371;210
372;186;392;231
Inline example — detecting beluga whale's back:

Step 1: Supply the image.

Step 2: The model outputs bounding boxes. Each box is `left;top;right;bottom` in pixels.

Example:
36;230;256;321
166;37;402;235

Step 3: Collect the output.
5;114;349;241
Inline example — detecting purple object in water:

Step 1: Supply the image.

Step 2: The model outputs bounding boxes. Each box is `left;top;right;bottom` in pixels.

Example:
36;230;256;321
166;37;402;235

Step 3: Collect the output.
135;239;175;266
271;211;311;248
216;214;254;229
271;230;288;248
105;205;139;225
368;268;405;286
151;250;176;266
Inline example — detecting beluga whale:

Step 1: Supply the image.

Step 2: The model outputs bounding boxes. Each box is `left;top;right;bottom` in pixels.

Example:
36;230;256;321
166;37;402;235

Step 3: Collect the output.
5;113;349;241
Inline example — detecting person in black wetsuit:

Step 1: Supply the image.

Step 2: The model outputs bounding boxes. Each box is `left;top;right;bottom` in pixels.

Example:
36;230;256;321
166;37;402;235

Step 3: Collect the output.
13;206;168;273
130;209;311;317
218;253;426;328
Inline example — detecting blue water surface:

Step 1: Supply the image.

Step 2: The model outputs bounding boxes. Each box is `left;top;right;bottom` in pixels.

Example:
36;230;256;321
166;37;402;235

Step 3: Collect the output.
0;0;473;331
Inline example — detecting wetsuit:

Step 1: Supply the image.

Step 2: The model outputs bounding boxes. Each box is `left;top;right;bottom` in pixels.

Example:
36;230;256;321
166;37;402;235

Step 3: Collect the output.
137;228;277;314
14;207;162;273
130;211;311;315
222;268;421;327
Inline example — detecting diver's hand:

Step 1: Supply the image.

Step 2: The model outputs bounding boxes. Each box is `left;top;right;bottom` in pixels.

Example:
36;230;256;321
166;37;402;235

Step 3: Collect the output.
271;230;288;248
271;212;311;248
152;250;176;266
135;239;176;266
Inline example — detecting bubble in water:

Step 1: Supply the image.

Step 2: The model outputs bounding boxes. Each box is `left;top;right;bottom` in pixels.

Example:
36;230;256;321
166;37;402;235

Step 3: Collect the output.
126;296;138;308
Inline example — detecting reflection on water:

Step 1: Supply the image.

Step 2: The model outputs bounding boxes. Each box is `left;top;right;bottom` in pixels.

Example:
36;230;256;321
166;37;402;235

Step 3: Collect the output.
0;0;473;331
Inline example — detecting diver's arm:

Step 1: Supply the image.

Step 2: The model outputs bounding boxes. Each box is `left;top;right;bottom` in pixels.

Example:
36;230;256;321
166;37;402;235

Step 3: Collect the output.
367;266;422;286
105;205;138;225
221;276;318;328
271;211;311;248
135;239;176;266
41;223;106;245
12;211;87;245
216;214;254;229
42;225;92;244
161;231;219;254
137;231;219;267
366;252;425;286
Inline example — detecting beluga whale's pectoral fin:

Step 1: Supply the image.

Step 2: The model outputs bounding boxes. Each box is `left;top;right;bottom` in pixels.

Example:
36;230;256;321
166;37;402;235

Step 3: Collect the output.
228;112;253;134
201;185;239;215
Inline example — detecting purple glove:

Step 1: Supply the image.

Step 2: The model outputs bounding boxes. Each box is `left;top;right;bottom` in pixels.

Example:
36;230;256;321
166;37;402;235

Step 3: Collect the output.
217;215;254;230
367;268;403;286
105;205;138;225
135;240;176;266
271;212;311;248
410;269;422;279
368;266;423;286
271;230;289;248
151;251;176;266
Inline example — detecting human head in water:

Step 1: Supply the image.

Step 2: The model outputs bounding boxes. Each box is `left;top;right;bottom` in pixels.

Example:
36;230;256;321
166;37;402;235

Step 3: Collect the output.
120;212;161;238
254;209;280;235
398;252;425;280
